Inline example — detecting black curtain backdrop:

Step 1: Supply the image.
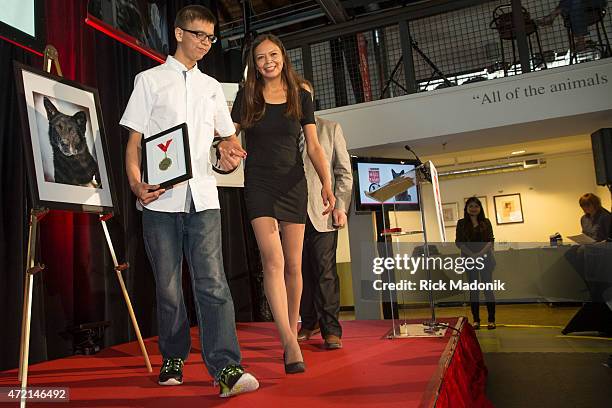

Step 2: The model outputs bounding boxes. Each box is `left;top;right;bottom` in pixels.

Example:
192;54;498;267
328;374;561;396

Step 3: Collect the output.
0;40;35;372
0;0;264;372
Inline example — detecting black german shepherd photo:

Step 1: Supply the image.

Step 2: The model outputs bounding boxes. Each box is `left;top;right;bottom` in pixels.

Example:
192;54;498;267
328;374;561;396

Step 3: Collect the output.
43;97;101;188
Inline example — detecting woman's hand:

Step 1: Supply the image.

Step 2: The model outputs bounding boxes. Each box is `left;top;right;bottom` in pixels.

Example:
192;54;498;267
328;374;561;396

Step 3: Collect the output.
218;136;246;170
475;242;493;258
321;184;336;216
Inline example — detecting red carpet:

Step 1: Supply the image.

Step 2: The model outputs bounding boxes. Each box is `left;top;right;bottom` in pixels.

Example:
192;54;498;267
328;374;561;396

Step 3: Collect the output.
0;318;490;407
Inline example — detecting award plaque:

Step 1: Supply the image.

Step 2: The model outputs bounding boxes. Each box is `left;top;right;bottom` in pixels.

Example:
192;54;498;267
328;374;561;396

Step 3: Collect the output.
142;123;192;189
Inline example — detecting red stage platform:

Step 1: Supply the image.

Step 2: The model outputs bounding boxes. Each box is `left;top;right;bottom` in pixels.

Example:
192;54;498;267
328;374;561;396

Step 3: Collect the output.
0;318;490;407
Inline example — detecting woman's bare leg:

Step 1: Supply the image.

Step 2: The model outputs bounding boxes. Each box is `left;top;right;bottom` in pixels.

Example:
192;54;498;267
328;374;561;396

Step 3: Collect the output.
251;217;302;363
279;221;306;336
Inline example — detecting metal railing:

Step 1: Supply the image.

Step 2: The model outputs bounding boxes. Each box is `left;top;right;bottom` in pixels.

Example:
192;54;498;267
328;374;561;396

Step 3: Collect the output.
280;0;612;111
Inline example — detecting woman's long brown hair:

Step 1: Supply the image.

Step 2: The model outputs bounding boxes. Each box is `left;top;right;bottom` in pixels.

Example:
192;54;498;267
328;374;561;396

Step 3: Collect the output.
241;34;303;128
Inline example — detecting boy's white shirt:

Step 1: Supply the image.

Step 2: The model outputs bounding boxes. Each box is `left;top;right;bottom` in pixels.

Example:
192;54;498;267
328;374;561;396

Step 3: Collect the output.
120;56;235;212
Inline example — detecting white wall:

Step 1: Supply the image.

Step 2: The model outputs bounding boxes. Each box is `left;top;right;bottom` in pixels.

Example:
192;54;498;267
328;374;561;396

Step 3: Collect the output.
442;152;611;242
330;59;612;259
319;58;612;150
335;150;608;310
387;152;611;243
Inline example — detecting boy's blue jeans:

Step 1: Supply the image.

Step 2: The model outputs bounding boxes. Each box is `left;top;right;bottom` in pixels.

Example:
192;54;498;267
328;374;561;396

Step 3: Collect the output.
142;207;241;379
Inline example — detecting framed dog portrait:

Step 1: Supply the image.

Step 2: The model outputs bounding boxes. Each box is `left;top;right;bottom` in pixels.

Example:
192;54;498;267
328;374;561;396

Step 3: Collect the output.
14;62;117;213
141;123;192;189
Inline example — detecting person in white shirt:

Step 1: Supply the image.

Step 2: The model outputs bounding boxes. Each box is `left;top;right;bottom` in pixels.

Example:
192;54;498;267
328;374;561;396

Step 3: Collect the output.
120;5;258;398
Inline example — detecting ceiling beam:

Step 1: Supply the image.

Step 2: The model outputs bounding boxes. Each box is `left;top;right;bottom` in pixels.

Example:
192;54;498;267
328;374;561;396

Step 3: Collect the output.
340;0;424;9
221;8;326;42
316;0;349;23
216;1;233;23
340;0;393;9
281;0;493;48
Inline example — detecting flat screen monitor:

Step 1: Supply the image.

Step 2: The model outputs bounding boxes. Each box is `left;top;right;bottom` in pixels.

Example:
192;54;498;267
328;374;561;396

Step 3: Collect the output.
0;0;45;54
352;156;420;212
86;0;169;63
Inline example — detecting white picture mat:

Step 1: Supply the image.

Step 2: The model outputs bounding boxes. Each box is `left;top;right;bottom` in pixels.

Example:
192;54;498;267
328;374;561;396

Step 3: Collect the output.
145;128;187;185
22;70;113;208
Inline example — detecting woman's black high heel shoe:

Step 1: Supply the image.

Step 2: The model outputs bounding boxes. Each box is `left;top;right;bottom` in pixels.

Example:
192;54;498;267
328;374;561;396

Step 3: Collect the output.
283;352;306;374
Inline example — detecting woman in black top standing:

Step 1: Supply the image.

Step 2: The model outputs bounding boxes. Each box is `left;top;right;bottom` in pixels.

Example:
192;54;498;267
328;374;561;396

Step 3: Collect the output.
224;34;335;373
455;197;496;329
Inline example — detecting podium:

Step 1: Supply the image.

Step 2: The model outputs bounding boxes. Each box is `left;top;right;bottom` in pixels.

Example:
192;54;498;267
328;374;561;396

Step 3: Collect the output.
365;161;451;338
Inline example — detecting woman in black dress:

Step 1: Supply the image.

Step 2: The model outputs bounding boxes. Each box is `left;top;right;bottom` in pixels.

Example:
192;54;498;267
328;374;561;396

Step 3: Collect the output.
455;197;496;329
223;34;335;373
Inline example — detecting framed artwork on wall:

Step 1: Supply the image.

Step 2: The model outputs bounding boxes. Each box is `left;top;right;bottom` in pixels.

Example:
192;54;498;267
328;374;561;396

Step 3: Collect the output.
493;193;524;224
442;202;460;227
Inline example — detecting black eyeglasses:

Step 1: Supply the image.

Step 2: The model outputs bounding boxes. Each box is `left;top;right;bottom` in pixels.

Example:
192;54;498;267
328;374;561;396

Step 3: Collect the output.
180;27;218;44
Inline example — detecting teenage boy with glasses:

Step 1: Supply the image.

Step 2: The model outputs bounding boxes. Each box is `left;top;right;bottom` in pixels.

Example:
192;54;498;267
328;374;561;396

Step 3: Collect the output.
121;5;258;398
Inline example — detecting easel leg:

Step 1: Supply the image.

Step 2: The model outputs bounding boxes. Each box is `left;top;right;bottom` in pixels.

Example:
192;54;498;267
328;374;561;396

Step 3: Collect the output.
20;273;34;401
18;272;30;381
18;211;44;408
100;218;152;372
114;267;152;372
18;213;36;381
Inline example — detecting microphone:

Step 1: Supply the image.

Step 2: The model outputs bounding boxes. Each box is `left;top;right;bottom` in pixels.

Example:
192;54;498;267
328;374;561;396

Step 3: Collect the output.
404;145;423;165
405;145;430;182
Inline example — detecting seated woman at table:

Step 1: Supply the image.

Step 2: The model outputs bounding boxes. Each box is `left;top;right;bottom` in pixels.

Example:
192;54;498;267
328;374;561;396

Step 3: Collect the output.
566;193;611;285
579;193;611;242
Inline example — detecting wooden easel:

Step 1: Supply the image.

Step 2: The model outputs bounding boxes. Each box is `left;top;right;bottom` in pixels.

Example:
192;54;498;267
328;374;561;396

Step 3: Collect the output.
17;45;151;407
99;213;152;373
17;209;48;396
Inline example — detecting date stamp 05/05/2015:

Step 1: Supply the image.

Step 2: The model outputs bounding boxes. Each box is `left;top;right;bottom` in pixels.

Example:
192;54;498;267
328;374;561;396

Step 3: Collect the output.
0;387;70;402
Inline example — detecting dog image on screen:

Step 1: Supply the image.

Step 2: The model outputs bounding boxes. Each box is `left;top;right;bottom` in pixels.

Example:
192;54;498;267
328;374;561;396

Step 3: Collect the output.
43;97;101;188
391;169;411;202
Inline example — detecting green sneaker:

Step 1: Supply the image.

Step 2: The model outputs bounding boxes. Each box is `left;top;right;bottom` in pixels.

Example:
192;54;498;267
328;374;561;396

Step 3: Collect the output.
158;358;184;386
216;365;259;398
